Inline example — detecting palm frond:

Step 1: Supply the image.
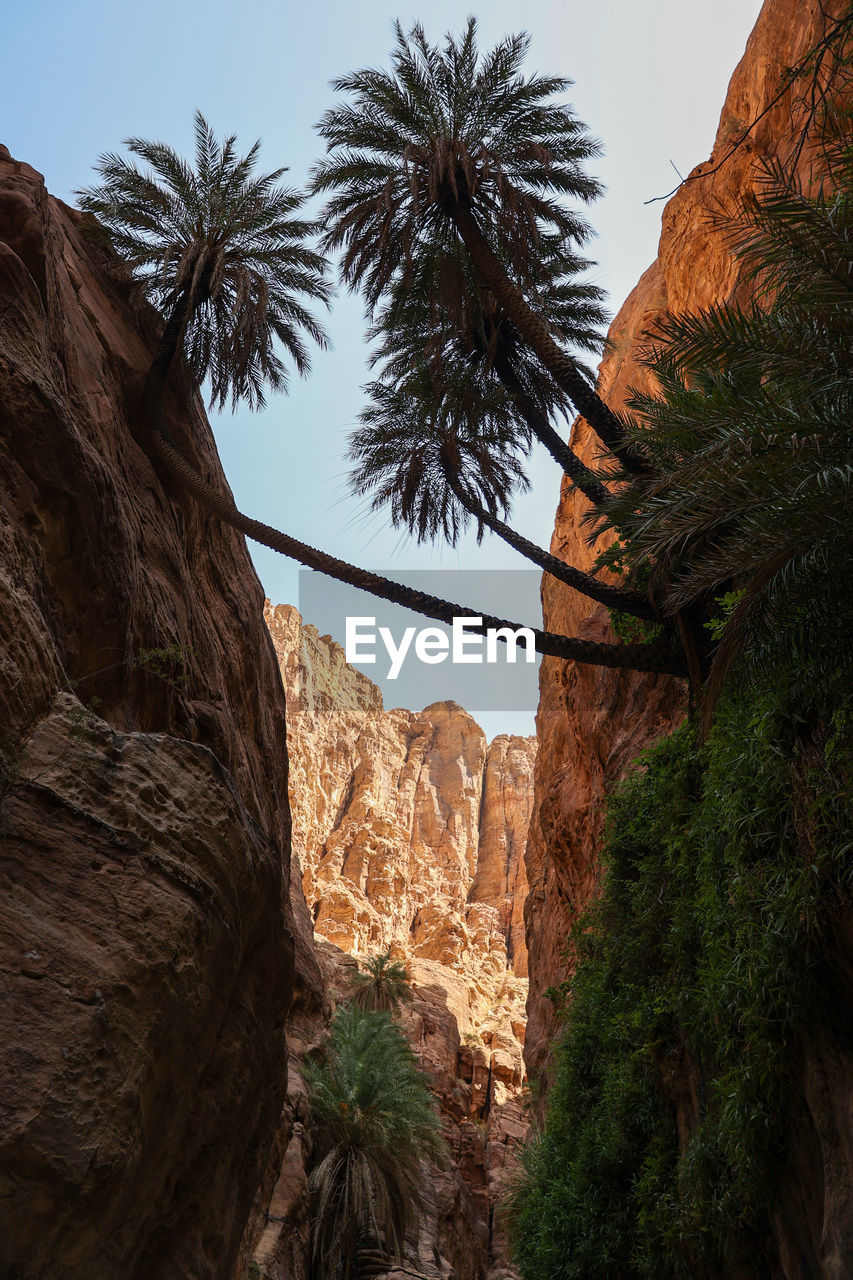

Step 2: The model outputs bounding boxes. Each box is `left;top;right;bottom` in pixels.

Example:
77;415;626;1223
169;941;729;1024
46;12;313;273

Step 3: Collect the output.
77;111;332;409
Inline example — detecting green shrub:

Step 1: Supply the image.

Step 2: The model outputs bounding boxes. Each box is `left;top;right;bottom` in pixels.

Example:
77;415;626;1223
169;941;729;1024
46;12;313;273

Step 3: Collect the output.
509;670;852;1277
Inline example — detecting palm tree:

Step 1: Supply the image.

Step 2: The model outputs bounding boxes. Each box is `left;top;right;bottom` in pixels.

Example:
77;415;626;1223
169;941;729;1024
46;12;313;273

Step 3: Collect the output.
78;110;332;411
349;952;414;1013
351;375;657;620
312;18;644;474
78;114;685;678
304;1004;446;1278
369;249;612;507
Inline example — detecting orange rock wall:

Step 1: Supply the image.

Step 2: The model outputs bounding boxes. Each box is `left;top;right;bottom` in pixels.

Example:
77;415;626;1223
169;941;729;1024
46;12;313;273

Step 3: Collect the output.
254;604;537;1280
525;0;847;1096
0;150;293;1278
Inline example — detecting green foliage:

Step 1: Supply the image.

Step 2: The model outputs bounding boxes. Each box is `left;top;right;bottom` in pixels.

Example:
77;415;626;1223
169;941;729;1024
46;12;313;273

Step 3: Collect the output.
607;611;662;646
593;542;661;645
77;111;330;409
324;19;609;552
587;78;853;696
508;669;853;1278
304;1004;446;1279
349;370;531;547
132;644;195;691
312;18;602;315
703;590;746;643
348;951;413;1013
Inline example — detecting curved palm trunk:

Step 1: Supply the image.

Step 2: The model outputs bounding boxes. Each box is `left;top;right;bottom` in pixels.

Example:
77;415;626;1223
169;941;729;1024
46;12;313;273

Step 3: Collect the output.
443;468;659;621
453;204;649;478
491;349;611;508
154;429;683;673
145;298;684;677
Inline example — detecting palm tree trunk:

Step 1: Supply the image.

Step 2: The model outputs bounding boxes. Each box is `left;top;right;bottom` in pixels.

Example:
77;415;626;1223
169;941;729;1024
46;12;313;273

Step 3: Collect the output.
144;298;685;677
452;204;649;478
153;429;684;673
442;467;659;621
491;349;611;507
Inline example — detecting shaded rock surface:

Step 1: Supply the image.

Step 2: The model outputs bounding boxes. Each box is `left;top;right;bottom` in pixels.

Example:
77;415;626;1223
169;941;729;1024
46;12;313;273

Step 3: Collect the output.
525;1;853;1276
0;149;293;1279
249;605;536;1279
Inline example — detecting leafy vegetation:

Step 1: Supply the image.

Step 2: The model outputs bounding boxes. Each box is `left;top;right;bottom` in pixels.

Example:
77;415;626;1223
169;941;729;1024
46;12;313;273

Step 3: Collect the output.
508;29;853;1274
77;23;691;678
303;1003;445;1279
348;951;413;1013
508;662;852;1277
588;40;853;705
78;110;330;409
59;9;853;1276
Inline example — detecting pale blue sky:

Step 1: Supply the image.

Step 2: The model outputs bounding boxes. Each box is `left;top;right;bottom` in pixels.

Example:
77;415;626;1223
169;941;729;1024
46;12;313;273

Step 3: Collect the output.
2;0;763;736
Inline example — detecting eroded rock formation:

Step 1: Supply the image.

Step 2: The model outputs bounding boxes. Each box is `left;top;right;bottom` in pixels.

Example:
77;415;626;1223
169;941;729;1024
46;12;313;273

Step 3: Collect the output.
254;604;536;1279
0;150;293;1279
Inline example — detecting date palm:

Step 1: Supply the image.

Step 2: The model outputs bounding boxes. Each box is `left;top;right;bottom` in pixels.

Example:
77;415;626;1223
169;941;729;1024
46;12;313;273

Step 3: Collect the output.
312;18;642;471
370;243;612;506
78;114;684;678
304;1005;445;1278
78;110;331;410
352;374;657;620
349;952;413;1013
588;144;853;712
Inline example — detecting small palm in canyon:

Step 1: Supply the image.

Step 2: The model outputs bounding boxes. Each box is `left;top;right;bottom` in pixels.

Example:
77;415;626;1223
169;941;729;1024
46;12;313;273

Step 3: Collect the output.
304;1004;445;1278
349;952;413;1013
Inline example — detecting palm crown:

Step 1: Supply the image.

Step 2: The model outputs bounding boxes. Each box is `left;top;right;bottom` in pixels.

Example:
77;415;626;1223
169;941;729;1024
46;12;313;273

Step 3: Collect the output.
77;110;331;409
348;952;414;1012
351;372;530;547
370;238;607;414
590;144;853;698
304;1005;445;1277
312;18;602;315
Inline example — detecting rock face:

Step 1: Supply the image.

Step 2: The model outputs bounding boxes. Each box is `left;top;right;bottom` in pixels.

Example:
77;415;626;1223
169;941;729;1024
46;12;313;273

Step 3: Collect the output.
0;150;293;1279
256;603;536;1279
525;1;853;1275
268;603;533;1040
525;0;847;1095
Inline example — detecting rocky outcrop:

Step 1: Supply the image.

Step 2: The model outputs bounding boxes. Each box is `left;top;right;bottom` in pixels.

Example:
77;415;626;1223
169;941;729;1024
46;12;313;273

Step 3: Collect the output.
254;603;536;1279
267;603;532;1033
525;0;847;1097
0;150;293;1279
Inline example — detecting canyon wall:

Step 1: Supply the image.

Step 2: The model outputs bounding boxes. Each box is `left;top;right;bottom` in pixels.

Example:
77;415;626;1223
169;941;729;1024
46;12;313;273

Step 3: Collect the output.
0;150;294;1279
525;0;846;1094
525;1;853;1275
250;604;536;1280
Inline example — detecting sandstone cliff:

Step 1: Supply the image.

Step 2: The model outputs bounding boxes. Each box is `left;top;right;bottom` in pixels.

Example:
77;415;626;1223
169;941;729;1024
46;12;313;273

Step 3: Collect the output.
525;0;852;1274
251;603;536;1280
0;149;295;1279
525;0;847;1093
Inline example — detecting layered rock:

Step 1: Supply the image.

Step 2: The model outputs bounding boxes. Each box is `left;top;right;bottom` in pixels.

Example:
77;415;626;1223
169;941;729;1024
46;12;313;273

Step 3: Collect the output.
0;151;294;1277
526;0;853;1274
256;603;536;1279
